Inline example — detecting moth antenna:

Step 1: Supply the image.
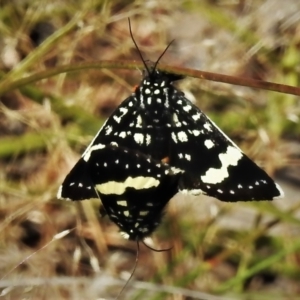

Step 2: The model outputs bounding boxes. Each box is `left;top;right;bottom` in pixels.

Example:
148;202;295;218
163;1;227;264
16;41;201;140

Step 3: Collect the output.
142;239;173;252
116;238;140;299
152;39;174;75
128;18;151;75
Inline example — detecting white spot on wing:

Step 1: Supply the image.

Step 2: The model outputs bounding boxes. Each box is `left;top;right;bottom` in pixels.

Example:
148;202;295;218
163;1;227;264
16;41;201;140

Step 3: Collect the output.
83;144;106;161
105;126;113;135
171;132;178;143
203;123;213;132
136;115;143;128
140;211;149;216
173;113;179;123
201;146;243;184
177;131;188;142
146;134;151;145
183;105;192;112
117;200;127;206
96;176;160;195
204;139;214;149
185;154;191;161
119;131;127;138
171;167;184;174
192;113;201;121
193;130;201;136
113;107;128;123
134;133;144;144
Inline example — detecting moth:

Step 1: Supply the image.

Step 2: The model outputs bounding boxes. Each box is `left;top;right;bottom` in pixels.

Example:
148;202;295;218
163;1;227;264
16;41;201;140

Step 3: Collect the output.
58;22;283;240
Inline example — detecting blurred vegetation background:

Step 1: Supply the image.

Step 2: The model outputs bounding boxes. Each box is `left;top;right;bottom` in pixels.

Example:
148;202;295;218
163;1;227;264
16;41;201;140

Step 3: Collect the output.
0;0;299;299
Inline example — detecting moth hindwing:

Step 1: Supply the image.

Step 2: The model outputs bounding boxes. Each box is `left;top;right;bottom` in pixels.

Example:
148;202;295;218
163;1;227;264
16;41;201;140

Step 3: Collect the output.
79;69;283;202
58;143;182;240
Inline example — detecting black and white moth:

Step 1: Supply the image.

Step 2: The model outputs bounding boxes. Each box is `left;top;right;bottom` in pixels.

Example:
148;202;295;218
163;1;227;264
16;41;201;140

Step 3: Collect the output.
68;67;283;202
58;28;283;240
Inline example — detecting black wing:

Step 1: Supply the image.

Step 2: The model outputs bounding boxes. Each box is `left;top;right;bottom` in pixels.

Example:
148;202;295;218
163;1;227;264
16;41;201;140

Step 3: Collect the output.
58;143;182;240
57;157;98;201
168;92;283;201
